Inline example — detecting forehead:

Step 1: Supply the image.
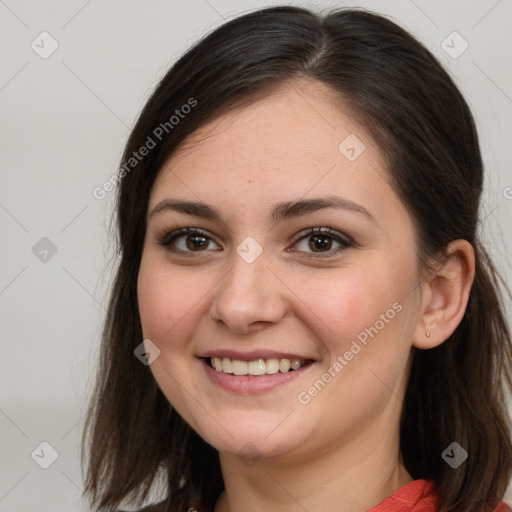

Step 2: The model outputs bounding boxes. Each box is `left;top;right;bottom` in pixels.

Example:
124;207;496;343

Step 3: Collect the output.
150;80;391;213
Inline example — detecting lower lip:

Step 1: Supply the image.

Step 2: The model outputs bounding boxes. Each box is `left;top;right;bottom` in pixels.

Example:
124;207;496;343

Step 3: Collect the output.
200;358;314;395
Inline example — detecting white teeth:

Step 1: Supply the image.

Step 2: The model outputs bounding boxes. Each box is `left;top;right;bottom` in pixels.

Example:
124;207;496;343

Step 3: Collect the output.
266;359;280;374
247;359;266;376
232;360;248;375
290;359;302;370
210;357;308;375
222;357;233;374
279;358;291;373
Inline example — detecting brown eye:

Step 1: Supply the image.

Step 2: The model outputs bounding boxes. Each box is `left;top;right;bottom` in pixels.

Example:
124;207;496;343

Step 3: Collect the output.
184;233;209;251
291;227;352;258
158;228;221;254
308;233;333;252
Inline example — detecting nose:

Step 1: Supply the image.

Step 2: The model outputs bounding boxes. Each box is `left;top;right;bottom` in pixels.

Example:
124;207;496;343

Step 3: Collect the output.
208;249;287;335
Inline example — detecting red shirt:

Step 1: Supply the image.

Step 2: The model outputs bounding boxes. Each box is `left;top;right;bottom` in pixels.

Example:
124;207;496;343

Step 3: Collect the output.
369;479;511;512
124;478;512;511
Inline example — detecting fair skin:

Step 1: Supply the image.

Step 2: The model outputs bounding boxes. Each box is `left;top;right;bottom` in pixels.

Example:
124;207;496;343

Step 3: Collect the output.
137;80;475;512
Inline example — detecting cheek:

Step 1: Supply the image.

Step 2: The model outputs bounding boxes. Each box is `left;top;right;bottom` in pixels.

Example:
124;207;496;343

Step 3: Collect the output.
137;255;201;350
291;265;413;422
296;264;402;354
137;255;208;427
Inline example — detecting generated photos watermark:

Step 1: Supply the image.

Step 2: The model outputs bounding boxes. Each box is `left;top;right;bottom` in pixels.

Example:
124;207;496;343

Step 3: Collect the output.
93;97;197;200
297;301;403;405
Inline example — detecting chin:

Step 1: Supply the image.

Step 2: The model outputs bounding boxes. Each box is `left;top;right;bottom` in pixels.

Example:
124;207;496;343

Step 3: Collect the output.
191;415;299;458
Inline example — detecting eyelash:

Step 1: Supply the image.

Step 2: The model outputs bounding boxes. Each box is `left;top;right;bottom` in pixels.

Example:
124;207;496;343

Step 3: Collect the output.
157;226;352;259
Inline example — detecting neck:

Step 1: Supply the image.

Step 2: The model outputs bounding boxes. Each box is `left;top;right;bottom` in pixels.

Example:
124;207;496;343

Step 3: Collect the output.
214;412;413;512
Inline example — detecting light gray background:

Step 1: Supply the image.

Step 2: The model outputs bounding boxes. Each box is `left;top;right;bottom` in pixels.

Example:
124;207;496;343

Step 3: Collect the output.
1;1;511;510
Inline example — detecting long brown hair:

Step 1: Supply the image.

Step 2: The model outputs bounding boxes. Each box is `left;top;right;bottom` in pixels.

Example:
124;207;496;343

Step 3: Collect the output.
81;6;512;511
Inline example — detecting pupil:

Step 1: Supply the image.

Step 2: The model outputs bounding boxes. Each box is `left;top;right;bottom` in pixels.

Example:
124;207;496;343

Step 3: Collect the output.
310;235;331;252
187;235;207;250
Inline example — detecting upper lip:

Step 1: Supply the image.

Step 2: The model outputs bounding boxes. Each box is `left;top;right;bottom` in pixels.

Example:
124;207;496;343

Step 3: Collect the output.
197;349;316;361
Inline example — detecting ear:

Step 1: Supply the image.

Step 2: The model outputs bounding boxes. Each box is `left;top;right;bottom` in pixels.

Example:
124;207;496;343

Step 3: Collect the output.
413;239;475;350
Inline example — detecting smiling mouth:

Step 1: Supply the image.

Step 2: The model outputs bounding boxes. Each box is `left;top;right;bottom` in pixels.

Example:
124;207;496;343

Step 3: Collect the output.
207;357;312;376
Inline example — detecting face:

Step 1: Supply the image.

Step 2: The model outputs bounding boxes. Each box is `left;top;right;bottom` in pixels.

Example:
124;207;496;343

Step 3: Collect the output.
137;80;424;462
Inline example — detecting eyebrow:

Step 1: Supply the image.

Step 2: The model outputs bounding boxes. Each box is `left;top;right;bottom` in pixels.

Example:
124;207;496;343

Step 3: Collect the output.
149;195;377;225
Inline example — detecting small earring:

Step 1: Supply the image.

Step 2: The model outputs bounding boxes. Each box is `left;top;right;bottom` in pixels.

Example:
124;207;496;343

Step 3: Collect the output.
426;331;431;338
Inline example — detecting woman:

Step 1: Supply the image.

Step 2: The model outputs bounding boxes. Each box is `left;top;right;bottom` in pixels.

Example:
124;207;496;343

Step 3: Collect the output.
81;6;512;512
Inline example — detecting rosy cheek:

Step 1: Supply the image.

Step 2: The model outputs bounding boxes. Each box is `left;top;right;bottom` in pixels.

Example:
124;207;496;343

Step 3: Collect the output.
300;268;393;352
138;267;175;340
138;265;204;354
